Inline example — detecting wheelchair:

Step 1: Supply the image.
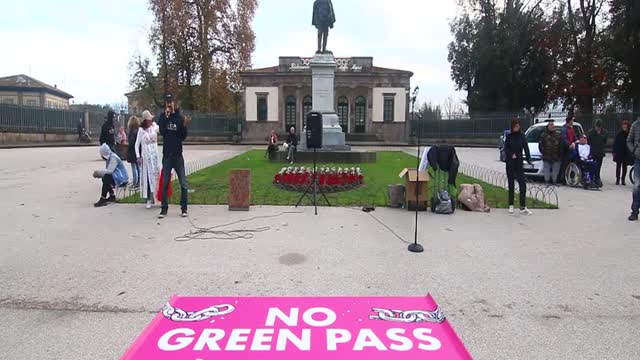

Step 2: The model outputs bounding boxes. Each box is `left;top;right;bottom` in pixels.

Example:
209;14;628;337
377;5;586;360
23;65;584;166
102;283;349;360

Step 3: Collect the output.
564;159;599;190
631;165;636;185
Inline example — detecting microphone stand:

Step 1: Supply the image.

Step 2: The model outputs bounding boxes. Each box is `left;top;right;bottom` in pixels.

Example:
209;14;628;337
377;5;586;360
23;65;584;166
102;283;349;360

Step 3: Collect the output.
408;87;424;253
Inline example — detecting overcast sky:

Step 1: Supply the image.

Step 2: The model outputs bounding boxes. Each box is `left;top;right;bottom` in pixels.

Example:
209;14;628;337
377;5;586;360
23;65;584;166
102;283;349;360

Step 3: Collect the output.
0;0;463;108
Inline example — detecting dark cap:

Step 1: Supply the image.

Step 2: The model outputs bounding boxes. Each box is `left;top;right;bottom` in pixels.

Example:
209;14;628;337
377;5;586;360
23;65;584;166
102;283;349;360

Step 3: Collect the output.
164;93;175;103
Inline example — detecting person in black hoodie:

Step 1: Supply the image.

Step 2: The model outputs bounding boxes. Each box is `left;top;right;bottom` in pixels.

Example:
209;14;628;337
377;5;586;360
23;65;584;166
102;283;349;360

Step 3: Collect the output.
587;119;608;188
157;94;190;219
504;118;533;215
100;110;117;153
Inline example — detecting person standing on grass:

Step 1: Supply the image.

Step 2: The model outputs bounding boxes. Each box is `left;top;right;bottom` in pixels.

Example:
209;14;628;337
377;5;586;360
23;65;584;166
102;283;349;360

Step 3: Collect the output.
157;94;191;219
613;120;632;186
504;118;533;215
588;119;608;188
627;117;640;221
539;120;563;186
135;110;160;209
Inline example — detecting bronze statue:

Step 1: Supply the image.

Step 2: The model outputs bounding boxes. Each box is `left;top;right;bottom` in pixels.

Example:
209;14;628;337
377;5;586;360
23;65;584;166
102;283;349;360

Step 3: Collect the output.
312;0;336;53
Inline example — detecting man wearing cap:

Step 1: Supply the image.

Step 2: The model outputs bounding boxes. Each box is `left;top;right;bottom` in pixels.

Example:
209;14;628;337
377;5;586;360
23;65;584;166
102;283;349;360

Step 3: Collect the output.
157;94;191;218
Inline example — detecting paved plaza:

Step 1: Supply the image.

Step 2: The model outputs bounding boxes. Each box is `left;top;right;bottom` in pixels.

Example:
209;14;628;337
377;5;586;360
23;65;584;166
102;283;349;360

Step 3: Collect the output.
0;146;639;359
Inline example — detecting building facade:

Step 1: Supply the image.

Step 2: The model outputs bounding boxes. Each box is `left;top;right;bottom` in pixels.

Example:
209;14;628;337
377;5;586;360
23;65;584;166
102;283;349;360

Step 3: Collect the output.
0;75;73;109
240;57;413;143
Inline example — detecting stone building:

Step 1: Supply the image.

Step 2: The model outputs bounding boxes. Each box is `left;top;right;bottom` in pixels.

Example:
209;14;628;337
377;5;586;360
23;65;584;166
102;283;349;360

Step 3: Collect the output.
0;74;73;109
240;57;413;143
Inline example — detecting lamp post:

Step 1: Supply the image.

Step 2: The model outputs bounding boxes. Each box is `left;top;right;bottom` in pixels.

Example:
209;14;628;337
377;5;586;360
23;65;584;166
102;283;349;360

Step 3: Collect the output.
408;86;424;254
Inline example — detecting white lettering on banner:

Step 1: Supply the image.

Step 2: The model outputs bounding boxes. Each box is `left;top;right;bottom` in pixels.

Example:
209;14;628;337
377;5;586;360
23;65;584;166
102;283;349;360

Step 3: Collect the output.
276;329;312;351
155;327;444;352
326;329;352;351
157;328;195;351
413;328;442;351
226;329;252;351
386;329;413;351
353;329;388;351
251;329;275;351
265;307;299;327
302;308;337;327
193;329;224;351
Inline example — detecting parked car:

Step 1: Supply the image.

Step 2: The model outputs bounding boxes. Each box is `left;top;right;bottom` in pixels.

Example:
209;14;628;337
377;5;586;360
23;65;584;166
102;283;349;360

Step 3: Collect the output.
522;120;584;178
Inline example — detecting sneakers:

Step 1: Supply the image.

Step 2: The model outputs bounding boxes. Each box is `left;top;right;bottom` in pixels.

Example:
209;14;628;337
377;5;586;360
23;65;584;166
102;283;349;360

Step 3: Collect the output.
106;195;116;203
629;214;639;221
158;209;168;219
145;200;153;209
508;206;515;214
520;208;533;216
94;197;109;208
181;210;189;218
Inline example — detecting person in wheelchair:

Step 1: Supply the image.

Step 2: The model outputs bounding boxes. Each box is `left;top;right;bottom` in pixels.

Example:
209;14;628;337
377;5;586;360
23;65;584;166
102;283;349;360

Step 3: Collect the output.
575;134;598;189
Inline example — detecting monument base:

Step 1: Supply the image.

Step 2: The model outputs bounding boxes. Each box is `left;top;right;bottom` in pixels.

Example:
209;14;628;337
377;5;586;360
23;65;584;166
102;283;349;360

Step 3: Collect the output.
299;112;350;151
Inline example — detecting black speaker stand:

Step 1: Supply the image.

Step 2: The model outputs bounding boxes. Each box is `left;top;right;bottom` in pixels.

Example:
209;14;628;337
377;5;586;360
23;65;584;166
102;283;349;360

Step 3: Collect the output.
295;148;331;215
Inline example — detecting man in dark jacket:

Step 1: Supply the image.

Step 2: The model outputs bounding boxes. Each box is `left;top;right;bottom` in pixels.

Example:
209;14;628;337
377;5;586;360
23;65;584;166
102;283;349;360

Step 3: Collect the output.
627;117;640;221
588;119;608;188
99;110;116;152
539;120;563;185
157;94;190;219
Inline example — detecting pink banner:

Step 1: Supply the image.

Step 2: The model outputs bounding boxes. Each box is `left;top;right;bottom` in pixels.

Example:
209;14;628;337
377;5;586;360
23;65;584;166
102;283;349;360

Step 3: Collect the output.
122;294;472;359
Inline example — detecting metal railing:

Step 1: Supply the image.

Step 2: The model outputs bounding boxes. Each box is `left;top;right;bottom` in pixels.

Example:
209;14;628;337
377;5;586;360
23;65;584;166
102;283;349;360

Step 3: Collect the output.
0;104;84;134
410;112;635;140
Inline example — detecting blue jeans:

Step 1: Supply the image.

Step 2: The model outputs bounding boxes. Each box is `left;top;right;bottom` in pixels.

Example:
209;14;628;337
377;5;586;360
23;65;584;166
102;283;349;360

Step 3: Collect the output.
632;159;640;216
161;155;188;211
130;162;140;186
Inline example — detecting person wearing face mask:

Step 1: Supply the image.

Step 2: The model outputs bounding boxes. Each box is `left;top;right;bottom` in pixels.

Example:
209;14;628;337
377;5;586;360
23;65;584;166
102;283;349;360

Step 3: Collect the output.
157;94;191;219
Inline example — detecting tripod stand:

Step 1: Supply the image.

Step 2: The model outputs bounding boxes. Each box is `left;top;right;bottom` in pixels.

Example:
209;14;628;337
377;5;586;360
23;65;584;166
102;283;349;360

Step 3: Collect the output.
295;148;331;215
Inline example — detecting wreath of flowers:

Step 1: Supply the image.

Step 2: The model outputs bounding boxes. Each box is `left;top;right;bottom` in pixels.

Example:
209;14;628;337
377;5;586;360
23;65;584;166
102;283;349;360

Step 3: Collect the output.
274;166;364;193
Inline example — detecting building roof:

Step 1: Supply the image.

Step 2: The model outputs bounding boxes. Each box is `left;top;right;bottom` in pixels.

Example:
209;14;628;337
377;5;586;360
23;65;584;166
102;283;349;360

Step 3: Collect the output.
0;74;74;99
240;57;413;77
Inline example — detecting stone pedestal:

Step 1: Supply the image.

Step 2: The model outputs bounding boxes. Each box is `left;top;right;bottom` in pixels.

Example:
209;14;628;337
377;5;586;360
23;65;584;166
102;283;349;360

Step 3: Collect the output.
300;52;349;151
228;169;251;211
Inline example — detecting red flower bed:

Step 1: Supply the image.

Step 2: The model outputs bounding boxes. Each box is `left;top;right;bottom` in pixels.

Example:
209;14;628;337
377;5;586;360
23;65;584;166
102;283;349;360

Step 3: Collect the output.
274;167;364;193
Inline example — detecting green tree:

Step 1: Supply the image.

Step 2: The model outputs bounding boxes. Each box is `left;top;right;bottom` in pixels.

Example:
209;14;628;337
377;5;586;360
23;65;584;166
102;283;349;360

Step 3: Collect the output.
605;0;640;118
448;0;558;113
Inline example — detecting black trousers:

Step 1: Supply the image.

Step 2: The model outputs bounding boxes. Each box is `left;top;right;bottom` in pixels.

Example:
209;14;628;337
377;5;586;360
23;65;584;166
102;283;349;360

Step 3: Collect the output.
616;161;628;182
101;174;115;198
593;156;604;183
506;161;527;208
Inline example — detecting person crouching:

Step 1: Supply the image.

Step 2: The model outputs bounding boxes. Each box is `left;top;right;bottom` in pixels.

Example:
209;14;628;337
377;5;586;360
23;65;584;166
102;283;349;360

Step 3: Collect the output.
93;144;129;207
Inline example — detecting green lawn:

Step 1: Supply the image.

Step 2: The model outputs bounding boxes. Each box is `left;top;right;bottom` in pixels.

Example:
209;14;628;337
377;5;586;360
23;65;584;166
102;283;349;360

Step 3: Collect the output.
123;150;554;209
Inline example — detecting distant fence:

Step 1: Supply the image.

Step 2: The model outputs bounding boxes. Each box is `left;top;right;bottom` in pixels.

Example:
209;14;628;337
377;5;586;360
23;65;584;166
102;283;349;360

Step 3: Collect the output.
0;104;84;134
0;104;239;138
411;112;635;140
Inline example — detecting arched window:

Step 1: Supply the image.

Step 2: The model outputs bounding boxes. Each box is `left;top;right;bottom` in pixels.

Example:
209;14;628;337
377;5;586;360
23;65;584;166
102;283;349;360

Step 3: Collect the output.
285;96;296;131
302;96;313;128
337;96;349;133
355;96;366;133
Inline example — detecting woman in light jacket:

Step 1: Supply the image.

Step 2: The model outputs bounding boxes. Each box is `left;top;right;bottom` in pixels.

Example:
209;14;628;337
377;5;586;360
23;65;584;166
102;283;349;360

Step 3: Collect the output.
135;110;161;209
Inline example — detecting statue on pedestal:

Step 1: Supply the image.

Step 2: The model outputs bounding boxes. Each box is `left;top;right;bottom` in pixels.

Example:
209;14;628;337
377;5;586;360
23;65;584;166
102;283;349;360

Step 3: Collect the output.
312;0;336;53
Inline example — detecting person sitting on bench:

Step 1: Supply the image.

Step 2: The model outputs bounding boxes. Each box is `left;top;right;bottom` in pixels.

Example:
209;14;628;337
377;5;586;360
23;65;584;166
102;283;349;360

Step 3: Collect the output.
286;127;298;164
93;144;129;207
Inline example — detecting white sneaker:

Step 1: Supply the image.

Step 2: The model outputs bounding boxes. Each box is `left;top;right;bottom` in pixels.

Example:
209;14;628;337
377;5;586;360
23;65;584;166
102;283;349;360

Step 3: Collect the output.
145;200;152;209
508;206;515;214
520;208;533;216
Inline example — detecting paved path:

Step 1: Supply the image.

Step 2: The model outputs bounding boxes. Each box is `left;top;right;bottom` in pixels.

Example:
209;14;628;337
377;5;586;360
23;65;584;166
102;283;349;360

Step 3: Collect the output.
0;146;638;359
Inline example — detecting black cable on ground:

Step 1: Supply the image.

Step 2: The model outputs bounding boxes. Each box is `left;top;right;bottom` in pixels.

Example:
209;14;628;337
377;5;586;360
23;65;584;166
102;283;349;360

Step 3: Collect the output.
176;211;304;242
